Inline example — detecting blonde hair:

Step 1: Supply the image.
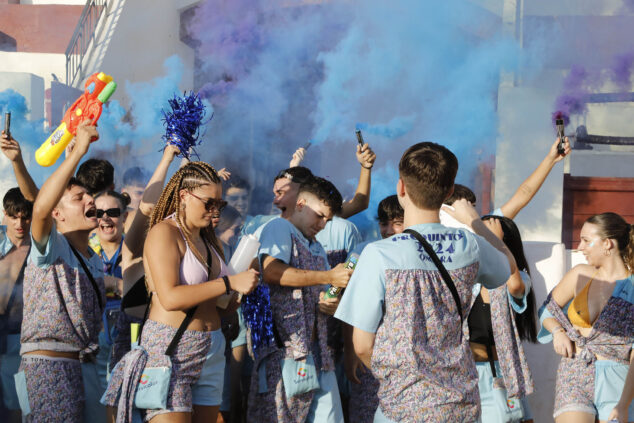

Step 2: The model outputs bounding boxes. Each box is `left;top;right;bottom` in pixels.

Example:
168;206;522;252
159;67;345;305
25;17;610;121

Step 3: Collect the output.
150;161;225;265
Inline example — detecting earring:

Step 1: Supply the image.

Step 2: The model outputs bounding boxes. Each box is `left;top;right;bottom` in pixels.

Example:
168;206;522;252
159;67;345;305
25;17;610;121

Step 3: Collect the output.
604;249;611;257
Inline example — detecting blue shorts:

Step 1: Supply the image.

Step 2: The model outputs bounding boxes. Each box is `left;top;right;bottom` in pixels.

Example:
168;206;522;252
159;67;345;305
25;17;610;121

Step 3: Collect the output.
476;361;532;422
231;307;247;349
594;360;634;421
306;370;344;423
82;360;107;423
191;329;226;406
0;334;21;410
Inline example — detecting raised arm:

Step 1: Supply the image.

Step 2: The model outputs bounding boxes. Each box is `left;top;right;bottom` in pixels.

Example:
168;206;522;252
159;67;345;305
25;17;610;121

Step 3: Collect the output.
499;137;571;219
145;223;258;311
261;255;352;288
123;145;180;260
31;121;98;246
444;199;518;275
340;143;376;218
1;131;39;201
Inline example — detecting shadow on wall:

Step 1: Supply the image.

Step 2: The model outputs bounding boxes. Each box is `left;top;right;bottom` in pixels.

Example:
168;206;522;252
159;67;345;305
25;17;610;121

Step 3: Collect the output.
0;32;16;52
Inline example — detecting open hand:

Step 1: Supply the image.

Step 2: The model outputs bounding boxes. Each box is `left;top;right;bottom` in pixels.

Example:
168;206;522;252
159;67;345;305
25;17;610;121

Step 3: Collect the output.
442;199;480;227
217;167;231;181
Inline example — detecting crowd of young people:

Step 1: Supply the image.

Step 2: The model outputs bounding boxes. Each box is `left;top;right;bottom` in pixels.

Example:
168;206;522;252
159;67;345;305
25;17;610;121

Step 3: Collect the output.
0;121;632;423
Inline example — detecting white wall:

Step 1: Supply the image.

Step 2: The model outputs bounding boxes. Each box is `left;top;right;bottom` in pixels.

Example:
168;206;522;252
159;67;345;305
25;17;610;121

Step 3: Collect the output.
0;71;45;120
522;241;566;423
0;52;66;96
76;0;196;107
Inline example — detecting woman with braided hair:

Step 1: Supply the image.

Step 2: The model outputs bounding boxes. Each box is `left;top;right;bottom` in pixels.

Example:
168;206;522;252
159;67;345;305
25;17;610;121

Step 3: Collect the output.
103;161;258;423
539;212;634;423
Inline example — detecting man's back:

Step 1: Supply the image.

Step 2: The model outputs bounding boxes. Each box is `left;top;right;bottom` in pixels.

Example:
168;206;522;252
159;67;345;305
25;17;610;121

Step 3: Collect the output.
336;222;510;422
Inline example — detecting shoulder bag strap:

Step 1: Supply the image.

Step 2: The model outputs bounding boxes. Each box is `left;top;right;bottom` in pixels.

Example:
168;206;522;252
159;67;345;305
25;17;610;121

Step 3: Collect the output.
69;244;104;311
404;229;463;341
164;240;212;356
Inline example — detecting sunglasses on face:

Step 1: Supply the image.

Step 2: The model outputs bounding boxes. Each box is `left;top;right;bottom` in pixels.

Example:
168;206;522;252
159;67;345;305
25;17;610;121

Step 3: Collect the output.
96;208;122;219
188;192;228;212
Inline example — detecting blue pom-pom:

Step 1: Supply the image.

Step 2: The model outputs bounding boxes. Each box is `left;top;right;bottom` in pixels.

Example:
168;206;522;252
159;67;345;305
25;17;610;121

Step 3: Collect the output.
242;282;276;358
161;92;211;159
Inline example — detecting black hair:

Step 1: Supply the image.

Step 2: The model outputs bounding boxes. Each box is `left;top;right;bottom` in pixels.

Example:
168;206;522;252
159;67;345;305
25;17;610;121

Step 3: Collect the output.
377;195;403;222
482;214;537;343
3;187;32;219
298;176;342;216
76;158;115;195
94;190;131;210
446;184;477;205
223;175;250;192
274;166;314;185
122;166;150;187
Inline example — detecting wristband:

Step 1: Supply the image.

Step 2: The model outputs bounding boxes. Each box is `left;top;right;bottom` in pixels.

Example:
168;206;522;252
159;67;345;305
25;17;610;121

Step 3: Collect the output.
552;326;565;335
361;164;373;169
222;276;231;295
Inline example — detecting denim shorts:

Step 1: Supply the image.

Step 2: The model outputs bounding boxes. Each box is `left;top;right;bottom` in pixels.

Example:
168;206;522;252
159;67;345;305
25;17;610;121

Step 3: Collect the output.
191;329;226;406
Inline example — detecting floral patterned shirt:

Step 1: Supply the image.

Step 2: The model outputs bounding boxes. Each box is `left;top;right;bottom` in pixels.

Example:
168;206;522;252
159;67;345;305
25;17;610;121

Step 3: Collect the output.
335;223;511;422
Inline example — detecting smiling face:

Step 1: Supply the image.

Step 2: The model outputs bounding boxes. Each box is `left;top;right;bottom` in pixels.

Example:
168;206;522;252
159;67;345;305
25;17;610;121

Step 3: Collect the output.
578;222;610;266
53;185;98;233
180;182;223;229
3;211;31;241
379;218;404;239
290;192;333;239
273;178;300;219
95;195;126;244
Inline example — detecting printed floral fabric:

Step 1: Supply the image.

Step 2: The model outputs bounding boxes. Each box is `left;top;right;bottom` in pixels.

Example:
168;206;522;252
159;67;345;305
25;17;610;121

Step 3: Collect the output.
473;285;534;398
372;264;481;422
21;257;105;360
249;233;333;423
19;356;84;422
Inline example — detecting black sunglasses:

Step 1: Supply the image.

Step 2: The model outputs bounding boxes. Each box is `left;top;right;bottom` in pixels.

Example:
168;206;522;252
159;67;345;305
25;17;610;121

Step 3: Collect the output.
189;192;228;212
96;208;122;219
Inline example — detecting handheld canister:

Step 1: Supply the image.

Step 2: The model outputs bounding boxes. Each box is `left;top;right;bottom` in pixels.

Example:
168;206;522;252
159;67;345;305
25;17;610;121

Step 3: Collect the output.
323;253;359;299
4;112;10;138
555;118;566;155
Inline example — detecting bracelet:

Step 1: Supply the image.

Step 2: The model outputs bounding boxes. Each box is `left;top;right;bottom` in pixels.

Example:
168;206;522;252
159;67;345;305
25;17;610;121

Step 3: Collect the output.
361;164;373;170
552;326;565;335
222;276;231;295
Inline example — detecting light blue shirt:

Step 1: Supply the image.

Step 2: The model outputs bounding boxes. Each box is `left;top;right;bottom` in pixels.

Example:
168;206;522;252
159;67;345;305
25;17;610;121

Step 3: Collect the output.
30;228;103;275
258;217;329;268
315;216;361;256
0;226;15;257
335;223;511;333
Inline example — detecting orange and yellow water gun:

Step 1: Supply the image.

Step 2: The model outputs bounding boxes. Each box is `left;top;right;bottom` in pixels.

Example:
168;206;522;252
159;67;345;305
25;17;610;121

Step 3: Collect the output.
36;72;117;166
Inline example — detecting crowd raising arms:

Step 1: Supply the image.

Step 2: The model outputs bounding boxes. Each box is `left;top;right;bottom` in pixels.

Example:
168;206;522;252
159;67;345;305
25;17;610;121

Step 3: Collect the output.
0;118;632;423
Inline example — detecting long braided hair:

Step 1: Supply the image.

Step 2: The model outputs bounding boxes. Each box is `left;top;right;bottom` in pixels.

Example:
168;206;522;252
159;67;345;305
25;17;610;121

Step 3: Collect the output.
150;161;225;266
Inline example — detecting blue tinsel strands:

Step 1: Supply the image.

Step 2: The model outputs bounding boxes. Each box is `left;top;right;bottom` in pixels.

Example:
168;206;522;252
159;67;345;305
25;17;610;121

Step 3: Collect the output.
161;92;209;159
242;282;276;358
